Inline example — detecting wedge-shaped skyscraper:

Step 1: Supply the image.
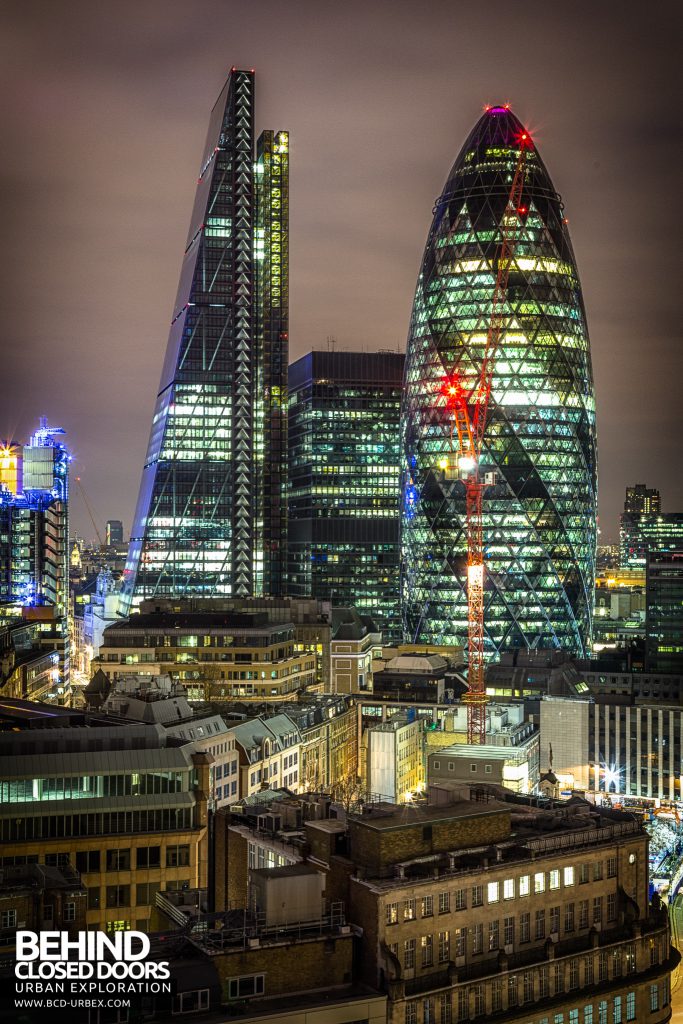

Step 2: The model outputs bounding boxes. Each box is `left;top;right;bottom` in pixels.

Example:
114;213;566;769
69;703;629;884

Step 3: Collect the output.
401;107;597;655
121;70;288;612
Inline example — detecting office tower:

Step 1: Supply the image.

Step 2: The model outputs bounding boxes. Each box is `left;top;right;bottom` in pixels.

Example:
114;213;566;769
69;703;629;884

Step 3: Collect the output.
646;551;683;672
620;511;683;569
401;107;597;655
0;419;70;688
105;519;124;545
0;420;69;616
288;350;404;639
624;483;661;515
121;70;288;613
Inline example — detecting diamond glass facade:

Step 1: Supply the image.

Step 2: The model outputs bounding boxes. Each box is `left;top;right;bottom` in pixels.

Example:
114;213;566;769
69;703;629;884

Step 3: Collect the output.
401;108;597;655
288;351;404;639
121;71;288;612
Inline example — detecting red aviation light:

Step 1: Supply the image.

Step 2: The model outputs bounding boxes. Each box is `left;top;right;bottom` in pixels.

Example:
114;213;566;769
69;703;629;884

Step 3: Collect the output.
517;205;529;215
441;375;466;407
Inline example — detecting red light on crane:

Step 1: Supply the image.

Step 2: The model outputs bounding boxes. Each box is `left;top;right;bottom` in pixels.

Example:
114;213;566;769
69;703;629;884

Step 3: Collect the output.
517;205;528;215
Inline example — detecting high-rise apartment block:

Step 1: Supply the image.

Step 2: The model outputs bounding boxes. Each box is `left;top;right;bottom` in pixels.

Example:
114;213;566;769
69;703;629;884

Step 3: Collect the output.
624;483;661;515
288;350;404;639
122;70;288;612
401;107;597;654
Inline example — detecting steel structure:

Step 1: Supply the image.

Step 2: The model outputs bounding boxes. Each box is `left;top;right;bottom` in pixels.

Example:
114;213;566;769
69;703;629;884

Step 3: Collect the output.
442;130;531;744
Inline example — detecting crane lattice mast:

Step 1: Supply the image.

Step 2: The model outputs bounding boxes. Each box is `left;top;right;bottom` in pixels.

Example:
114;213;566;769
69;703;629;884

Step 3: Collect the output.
442;129;532;744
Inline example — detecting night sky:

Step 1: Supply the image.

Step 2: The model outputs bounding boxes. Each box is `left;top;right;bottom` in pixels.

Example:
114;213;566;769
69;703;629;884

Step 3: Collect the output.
2;0;681;543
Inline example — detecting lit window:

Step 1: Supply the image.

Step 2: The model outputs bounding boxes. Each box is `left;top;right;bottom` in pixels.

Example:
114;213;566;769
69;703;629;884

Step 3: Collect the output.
534;872;546;893
519;875;530;896
487;881;499;904
503;878;515;899
549;869;560;890
564;865;574;886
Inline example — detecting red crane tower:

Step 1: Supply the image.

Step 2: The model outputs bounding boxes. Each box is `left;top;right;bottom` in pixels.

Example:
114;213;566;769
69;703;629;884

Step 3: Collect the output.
442;128;532;744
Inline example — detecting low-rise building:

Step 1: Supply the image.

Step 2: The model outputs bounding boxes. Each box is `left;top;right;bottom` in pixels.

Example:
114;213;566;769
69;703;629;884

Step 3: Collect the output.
330;607;381;694
427;705;539;794
373;653;449;704
541;694;683;801
232;714;302;799
306;788;677;1024
94;608;317;702
0;616;62;702
275;694;358;791
211;785;679;1023
0;863;87;951
361;713;424;803
0;697;211;933
485;648;584;699
127;596;336;691
90;673;240;809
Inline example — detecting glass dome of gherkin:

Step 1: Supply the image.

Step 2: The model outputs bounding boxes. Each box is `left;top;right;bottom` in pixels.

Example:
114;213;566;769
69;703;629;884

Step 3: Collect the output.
400;106;597;656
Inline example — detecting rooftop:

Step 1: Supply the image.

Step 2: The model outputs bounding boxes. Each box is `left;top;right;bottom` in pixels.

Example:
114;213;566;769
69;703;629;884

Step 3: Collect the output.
250;863;321;881
349;798;509;832
103;610;293;633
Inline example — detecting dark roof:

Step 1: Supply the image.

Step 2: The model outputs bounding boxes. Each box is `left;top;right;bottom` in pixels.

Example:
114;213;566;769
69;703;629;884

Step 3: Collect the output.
250;863;322;881
105;610;290;632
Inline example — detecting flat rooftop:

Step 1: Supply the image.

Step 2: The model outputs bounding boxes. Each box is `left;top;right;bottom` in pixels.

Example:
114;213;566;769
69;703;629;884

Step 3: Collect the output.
251;863;321;881
350;799;510;832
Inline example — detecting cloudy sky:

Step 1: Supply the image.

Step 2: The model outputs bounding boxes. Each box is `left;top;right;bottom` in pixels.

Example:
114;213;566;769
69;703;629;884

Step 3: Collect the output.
1;0;681;542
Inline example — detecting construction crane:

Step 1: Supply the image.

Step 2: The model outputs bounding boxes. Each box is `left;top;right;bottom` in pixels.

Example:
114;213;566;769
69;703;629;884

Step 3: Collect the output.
442;128;532;744
74;476;105;548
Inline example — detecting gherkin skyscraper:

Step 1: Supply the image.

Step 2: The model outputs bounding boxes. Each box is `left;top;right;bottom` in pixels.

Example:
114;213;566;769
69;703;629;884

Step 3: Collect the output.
401;107;597;656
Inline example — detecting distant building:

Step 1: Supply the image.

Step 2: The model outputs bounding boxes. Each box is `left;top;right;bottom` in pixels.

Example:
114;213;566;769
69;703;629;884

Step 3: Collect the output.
540;693;683;802
427;704;540;794
484;648;585;699
372;652;452;704
624;483;661;515
231;714;302;798
0;617;64;702
105;519;124;545
330;606;381;694
361;713;423;803
95;607;317;702
0;419;70;687
92;674;240;809
620;511;683;569
288;350;404;640
646;551;683;672
81;568;121;667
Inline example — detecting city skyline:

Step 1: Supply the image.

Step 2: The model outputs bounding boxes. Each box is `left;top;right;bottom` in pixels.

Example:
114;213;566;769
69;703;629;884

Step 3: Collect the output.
2;1;681;542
